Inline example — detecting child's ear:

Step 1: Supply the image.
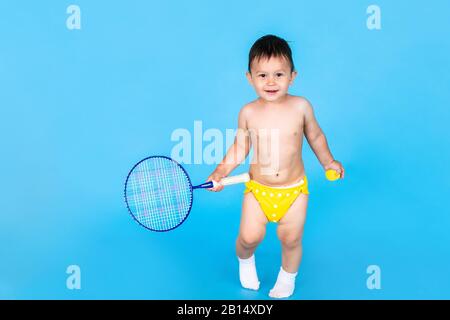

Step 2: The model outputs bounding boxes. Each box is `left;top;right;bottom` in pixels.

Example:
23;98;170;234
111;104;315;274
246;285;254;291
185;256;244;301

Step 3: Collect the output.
246;71;253;85
289;71;298;84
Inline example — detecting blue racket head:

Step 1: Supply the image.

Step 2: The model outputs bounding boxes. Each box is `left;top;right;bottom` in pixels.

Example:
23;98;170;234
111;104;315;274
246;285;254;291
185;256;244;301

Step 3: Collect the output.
124;156;193;232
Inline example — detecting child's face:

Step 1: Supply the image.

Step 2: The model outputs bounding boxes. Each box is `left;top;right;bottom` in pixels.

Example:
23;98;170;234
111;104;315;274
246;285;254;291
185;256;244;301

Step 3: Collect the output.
246;56;297;103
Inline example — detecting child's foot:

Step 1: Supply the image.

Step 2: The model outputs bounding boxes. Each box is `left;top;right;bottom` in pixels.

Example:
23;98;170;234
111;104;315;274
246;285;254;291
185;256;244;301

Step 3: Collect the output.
238;254;260;290
269;267;297;298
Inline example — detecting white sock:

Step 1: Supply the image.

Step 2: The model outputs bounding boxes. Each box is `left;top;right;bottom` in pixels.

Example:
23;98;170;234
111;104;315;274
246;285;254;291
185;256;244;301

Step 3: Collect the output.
269;267;297;298
238;254;260;290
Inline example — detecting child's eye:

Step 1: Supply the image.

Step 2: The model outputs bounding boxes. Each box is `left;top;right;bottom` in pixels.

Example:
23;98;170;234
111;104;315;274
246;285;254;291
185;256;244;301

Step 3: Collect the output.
258;74;266;78
276;73;285;77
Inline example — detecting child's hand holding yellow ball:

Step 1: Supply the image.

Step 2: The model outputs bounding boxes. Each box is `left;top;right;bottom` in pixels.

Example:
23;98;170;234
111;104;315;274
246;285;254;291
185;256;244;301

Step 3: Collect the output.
324;160;345;181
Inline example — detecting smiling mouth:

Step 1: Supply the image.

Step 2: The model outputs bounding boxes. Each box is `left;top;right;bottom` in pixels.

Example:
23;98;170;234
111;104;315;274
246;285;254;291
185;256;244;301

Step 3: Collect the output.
265;89;279;94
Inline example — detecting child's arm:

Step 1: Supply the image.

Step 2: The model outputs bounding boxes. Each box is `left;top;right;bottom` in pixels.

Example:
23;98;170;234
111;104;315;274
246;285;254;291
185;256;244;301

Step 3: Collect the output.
207;106;252;191
303;100;345;177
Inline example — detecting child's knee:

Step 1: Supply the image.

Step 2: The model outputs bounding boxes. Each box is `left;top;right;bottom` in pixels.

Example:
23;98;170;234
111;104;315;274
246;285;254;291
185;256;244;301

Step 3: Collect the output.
237;231;264;249
278;232;302;249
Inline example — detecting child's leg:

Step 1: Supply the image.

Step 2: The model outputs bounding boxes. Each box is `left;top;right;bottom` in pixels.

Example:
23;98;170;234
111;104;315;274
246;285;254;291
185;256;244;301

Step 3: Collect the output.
236;192;268;258
236;192;268;290
270;193;309;298
277;193;308;272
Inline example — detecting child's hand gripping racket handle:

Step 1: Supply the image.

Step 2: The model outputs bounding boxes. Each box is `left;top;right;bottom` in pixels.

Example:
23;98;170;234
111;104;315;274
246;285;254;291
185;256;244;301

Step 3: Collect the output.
216;173;250;187
201;173;250;191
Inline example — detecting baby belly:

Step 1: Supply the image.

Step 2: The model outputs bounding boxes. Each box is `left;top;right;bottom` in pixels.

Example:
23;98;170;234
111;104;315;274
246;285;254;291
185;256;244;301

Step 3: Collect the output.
249;134;304;186
249;157;305;187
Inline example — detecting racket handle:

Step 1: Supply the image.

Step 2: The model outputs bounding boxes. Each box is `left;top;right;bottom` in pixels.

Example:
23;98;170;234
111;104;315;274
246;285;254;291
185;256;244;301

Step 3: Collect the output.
193;173;250;190
214;173;250;187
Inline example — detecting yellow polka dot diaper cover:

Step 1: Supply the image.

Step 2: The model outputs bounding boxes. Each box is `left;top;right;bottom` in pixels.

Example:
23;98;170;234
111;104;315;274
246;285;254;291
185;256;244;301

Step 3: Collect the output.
243;177;309;223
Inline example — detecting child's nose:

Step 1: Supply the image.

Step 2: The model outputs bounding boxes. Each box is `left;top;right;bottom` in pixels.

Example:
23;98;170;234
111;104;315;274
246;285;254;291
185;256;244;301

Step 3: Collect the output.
267;76;276;85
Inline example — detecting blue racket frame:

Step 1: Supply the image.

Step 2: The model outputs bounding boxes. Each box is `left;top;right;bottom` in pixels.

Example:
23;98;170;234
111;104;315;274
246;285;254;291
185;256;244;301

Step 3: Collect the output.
124;155;213;232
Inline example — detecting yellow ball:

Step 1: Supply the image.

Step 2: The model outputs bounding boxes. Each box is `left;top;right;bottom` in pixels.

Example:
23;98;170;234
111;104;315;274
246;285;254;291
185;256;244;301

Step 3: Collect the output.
325;169;340;181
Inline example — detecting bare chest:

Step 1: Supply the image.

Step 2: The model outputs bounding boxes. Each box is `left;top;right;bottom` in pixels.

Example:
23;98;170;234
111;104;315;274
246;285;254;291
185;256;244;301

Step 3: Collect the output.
247;108;304;141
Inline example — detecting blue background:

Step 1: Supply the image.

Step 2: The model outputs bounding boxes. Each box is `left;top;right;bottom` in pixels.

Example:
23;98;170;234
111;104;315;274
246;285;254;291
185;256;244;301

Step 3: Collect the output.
1;0;449;299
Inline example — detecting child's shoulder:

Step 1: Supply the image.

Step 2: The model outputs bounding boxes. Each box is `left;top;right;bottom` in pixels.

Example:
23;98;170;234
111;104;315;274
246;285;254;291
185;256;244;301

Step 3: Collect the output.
287;95;312;109
286;96;317;119
238;99;259;117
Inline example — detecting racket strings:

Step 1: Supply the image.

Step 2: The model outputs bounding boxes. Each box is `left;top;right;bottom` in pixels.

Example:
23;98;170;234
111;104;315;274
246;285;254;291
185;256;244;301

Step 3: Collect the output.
125;157;192;231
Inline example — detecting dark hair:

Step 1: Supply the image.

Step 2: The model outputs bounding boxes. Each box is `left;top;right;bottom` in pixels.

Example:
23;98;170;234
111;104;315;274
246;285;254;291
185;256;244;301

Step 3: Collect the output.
248;35;295;73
